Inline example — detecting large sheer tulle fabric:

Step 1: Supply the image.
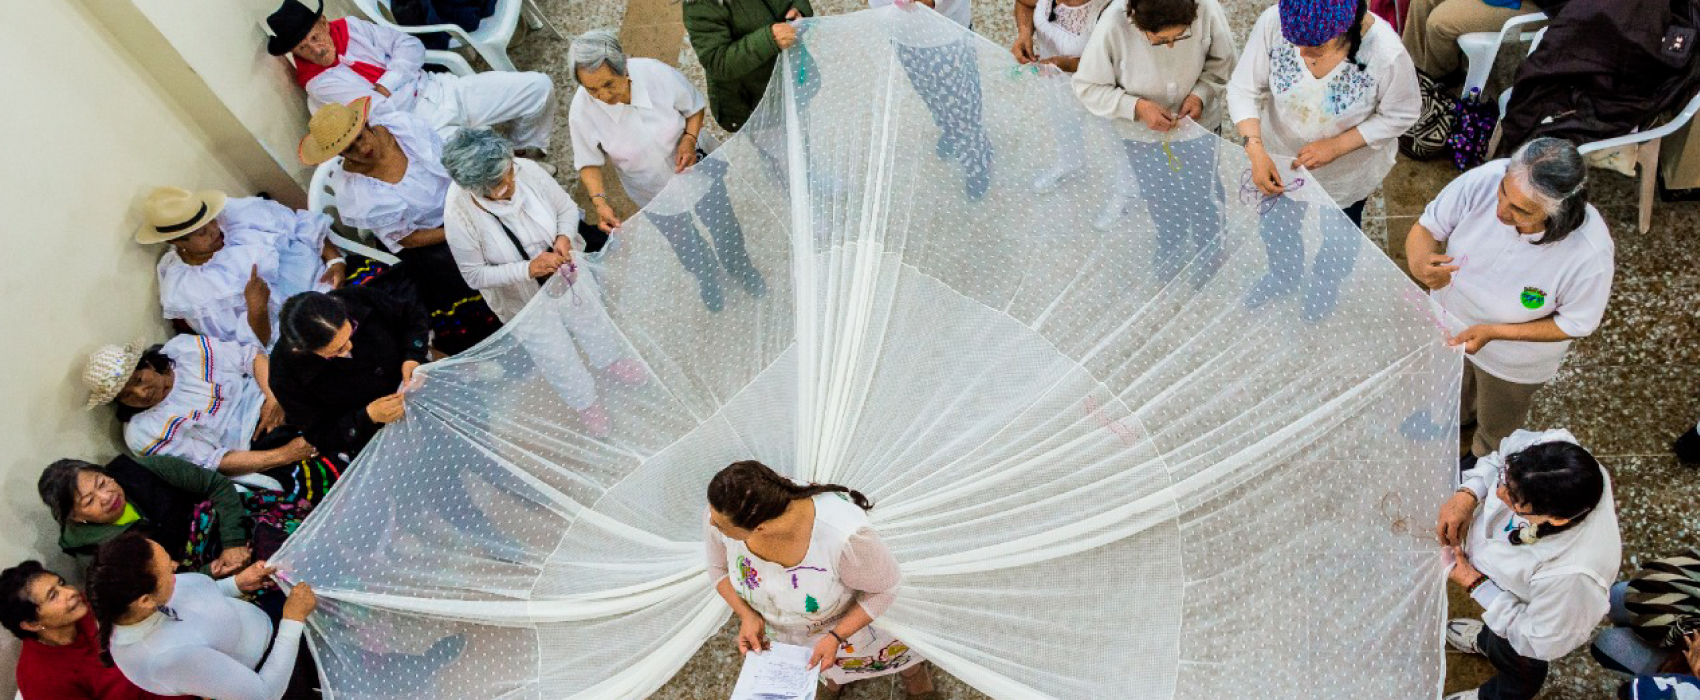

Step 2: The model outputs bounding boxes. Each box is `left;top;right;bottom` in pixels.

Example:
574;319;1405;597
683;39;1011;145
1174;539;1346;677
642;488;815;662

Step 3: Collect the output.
274;8;1461;699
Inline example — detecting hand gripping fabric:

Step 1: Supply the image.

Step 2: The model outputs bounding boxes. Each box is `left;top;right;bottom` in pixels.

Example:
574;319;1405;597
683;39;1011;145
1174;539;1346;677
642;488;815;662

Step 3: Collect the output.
274;7;1462;699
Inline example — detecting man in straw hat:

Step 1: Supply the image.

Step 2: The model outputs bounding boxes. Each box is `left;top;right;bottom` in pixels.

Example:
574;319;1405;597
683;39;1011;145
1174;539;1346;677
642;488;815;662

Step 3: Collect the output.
137;187;346;349
265;0;556;162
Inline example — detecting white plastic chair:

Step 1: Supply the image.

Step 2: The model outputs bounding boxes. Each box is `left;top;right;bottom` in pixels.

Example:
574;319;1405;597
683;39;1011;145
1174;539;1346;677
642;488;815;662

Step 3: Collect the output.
1456;12;1549;98
348;0;563;73
307;156;402;265
1576;88;1700;233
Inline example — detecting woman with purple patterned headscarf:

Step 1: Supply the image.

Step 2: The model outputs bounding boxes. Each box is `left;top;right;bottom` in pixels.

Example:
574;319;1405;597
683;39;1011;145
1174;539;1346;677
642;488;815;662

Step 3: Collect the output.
1226;0;1420;322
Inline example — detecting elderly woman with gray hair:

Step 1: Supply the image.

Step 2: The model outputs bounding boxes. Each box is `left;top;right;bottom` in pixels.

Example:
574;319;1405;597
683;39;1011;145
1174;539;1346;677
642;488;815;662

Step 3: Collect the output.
440;128;646;436
568;29;764;313
1405;137;1616;464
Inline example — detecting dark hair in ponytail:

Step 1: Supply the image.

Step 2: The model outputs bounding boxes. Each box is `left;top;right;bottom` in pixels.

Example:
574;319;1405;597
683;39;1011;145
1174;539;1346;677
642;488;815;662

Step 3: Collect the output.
707;460;872;530
1127;0;1198;33
1343;0;1369;68
1509;137;1591;245
277;291;349;355
86;533;161;666
1503;441;1604;544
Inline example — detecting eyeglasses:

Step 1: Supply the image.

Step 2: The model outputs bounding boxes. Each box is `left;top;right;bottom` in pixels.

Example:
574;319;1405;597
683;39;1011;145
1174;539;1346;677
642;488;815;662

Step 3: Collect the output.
1145;31;1193;48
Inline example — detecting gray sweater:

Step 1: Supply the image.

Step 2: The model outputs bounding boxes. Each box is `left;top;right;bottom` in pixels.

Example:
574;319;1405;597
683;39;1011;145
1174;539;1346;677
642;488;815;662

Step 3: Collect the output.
1070;0;1237;130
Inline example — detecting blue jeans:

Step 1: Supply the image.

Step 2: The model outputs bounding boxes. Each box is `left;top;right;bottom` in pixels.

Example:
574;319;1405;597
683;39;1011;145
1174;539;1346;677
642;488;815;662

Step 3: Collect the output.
895;38;993;199
1244;196;1365;323
1124;136;1225;288
645;157;766;313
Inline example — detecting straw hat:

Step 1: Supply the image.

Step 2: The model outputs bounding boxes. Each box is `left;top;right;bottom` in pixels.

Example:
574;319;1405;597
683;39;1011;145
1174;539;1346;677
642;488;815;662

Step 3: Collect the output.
135;187;227;244
82;341;145;407
299;97;371;166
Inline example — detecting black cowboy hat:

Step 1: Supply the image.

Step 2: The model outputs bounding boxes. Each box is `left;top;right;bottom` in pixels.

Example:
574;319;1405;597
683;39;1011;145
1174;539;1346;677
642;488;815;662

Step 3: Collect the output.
265;0;324;56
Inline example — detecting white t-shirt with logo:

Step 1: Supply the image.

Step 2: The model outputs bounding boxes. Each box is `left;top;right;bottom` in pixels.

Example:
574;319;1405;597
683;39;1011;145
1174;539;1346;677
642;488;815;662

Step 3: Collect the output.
1419;159;1615;384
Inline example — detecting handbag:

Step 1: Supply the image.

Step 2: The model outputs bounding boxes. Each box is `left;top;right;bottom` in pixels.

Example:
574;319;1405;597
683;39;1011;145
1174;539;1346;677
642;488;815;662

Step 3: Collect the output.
1625;548;1700;650
1448;88;1499;171
1401;72;1459;161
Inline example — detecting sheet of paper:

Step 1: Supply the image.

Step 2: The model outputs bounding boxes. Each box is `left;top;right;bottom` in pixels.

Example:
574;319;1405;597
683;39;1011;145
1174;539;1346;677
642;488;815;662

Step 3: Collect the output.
728;642;820;700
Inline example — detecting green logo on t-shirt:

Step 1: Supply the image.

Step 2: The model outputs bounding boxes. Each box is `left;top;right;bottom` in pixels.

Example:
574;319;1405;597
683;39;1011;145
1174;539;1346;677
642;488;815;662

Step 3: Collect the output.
1520;287;1548;310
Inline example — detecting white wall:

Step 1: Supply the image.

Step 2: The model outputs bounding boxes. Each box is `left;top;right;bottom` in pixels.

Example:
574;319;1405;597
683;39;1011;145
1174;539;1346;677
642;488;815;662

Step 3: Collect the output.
0;0;310;691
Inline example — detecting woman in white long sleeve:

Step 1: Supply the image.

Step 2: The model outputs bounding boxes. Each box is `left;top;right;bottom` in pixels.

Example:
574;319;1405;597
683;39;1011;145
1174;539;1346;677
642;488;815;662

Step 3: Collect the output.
88;532;319;700
1227;0;1419;321
1009;0;1113;191
440;128;645;437
706;460;937;698
1071;0;1236;283
1433;429;1621;700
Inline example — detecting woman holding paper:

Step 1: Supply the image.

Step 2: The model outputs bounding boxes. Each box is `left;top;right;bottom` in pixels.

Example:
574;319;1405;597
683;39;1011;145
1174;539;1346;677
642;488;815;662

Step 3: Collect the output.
705;461;938;698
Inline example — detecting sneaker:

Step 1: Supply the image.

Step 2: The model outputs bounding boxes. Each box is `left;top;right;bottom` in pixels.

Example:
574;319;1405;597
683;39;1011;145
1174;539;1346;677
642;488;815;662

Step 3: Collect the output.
577;401;611;437
1445;618;1485;655
1443;690;1478;700
1094;195;1135;231
1032;162;1082;193
602;359;648;387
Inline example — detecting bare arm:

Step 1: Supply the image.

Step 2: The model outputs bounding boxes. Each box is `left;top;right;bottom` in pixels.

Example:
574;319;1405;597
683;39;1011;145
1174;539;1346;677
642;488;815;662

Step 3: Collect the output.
396;226;448;248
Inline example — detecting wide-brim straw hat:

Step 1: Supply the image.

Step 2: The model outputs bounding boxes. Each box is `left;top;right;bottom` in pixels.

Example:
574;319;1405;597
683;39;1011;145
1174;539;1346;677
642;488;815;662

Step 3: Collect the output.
83;341;145;408
299;96;371;166
135;187;228;244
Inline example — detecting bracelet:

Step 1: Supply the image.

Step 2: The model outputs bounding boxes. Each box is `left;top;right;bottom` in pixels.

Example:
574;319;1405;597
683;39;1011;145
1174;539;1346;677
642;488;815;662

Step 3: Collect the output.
682;132;699;141
324;256;346;267
1466;574;1489;593
590;193;608;200
827;630;846;646
1242;135;1263;146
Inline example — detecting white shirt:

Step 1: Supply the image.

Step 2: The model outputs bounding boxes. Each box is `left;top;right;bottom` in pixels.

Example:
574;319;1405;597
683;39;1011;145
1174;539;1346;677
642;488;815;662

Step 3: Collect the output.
125;335;266;472
302;17;435;115
1227;7;1420;206
1072;0;1237;132
569;58;711;208
110;573;305;700
1420;159;1615;384
1032;0;1112;60
1458;429;1621;661
443;158;586;322
330;110;452;252
157;197;334;349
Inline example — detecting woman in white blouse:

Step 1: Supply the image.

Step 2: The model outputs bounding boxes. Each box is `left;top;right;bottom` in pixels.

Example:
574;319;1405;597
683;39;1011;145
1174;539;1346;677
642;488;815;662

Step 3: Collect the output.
1010;0;1113;191
1228;0;1419;321
1434;429;1621;700
441;128;646;437
1405;138;1614;462
567;30;766;313
88;532;319;700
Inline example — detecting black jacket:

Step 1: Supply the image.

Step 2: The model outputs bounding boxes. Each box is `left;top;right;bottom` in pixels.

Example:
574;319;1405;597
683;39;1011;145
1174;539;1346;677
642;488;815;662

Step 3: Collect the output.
268;286;430;458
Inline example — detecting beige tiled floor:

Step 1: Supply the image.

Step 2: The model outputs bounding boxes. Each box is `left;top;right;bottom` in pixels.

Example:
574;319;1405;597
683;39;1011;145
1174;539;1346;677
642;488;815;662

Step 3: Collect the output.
492;1;1700;697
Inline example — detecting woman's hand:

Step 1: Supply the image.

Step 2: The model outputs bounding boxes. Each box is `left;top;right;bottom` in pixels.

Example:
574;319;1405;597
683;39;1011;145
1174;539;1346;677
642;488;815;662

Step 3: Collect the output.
243;265;271;317
254;396;287;438
785;7;802;20
1435;490;1479;547
771;22;798;49
1037;55;1080;73
1246;142;1284;195
808;633;841;671
1178;94;1203;123
1134;99;1176;132
735;612;769;656
674;137;700;173
1292;136;1348;171
1447;325;1497;355
233;560;278;593
1683;631;1700;675
210;545;252;578
593;200;622;233
1011;32;1037;64
282;582;319;622
366;393;406;424
1445;547;1484;588
320;259;347;289
527;252;566;278
551;235;576;261
1411;251;1460;290
278;437;318;464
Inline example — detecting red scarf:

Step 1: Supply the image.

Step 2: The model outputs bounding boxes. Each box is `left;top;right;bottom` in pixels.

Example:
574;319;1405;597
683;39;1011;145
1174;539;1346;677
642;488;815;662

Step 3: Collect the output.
293;19;388;87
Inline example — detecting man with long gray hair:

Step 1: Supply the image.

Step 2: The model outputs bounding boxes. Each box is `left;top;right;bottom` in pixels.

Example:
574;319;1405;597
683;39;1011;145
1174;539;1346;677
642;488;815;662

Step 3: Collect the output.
1404;137;1615;466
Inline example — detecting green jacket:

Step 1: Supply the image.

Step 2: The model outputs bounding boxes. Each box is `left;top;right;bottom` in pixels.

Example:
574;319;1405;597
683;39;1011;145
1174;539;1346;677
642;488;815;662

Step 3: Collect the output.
683;0;814;132
60;454;248;573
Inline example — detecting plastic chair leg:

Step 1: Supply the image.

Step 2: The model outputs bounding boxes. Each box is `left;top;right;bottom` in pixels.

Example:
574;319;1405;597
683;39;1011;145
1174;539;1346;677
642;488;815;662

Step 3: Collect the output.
522;0;565;39
1638;139;1661;233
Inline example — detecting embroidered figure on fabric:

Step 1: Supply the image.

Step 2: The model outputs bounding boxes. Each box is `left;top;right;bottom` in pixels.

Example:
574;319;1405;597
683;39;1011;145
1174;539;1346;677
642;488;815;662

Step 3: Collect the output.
737;555;761;590
1270;46;1302;93
838;640;914;673
1520;286;1547;310
1379;492;1438;543
1238;170;1307;215
786;565;827;589
1324;67;1376;117
805;595;820;613
1084;396;1139;445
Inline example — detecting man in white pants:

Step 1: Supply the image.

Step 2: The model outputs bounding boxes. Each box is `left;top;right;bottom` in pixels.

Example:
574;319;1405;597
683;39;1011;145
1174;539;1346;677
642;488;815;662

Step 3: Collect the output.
265;0;557;161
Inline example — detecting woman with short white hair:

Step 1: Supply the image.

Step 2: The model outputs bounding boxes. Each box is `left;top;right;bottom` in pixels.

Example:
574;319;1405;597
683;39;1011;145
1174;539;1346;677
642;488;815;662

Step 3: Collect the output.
1405;137;1615;464
440;128;645;436
567;29;765;313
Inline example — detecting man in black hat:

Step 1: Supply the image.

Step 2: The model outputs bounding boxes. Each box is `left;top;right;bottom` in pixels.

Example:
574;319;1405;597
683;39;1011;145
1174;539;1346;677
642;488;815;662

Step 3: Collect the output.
265;0;557;162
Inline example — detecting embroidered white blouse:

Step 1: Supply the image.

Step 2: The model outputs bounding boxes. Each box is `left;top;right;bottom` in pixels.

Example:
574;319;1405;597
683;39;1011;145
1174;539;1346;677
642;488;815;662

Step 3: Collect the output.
156;197;334;349
329;110;453;252
569;58;712;209
123;335;266;473
1226;6;1421;206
